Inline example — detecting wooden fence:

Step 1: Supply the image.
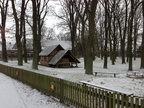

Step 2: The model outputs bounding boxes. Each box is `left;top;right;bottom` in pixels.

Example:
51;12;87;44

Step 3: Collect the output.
0;63;144;108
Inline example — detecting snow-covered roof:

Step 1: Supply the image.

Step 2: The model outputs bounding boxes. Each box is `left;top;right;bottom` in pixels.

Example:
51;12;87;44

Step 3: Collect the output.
39;44;64;56
41;40;71;50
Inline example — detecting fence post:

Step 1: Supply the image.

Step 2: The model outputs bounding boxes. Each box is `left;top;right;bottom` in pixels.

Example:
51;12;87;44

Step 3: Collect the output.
60;79;64;102
141;99;144;108
106;91;109;108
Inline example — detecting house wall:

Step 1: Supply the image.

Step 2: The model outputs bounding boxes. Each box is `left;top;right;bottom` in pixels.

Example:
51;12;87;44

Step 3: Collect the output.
7;50;18;57
40;56;49;65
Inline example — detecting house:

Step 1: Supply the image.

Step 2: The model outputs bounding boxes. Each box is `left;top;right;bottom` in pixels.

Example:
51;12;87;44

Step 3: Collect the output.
39;45;64;65
39;44;80;68
6;39;33;58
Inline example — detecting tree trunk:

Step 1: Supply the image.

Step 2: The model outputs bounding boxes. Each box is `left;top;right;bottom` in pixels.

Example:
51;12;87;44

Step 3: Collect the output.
81;23;86;69
23;20;27;63
20;0;27;63
32;0;39;69
127;20;133;71
141;0;144;68
133;20;138;60
127;0;135;71
0;0;9;62
37;14;42;61
120;0;128;64
85;44;93;74
121;41;126;64
111;1;117;65
103;0;108;69
1;30;8;62
84;0;98;74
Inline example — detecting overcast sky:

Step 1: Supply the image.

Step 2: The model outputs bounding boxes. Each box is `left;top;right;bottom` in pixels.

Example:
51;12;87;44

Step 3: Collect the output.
46;0;61;34
4;0;61;42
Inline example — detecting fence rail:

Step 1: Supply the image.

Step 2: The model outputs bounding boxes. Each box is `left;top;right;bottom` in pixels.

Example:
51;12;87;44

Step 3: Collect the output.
0;64;144;108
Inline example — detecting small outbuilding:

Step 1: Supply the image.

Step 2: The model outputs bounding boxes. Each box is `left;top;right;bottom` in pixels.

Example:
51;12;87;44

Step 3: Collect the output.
39;44;80;68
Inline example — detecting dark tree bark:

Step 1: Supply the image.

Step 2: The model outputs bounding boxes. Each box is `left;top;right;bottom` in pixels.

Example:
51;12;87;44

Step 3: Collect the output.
133;16;139;60
127;0;134;71
103;0;109;69
23;19;27;63
141;0;144;68
31;0;39;69
0;0;9;62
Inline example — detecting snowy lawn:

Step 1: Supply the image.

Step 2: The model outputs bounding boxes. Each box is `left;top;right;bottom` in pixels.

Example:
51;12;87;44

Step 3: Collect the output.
0;57;144;98
0;73;71;108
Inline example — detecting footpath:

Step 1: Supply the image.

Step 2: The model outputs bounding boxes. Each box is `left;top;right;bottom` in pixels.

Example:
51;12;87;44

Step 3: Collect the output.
0;73;25;108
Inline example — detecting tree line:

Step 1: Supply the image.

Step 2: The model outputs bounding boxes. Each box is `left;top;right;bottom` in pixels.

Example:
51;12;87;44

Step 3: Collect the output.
0;0;144;75
55;0;144;74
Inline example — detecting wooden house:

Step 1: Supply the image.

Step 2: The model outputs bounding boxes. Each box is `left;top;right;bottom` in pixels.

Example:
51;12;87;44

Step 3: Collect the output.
39;44;80;68
39;45;64;65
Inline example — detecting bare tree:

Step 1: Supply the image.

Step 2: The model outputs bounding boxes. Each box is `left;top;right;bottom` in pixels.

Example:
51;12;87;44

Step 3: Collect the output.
74;0;98;74
0;0;9;62
11;0;23;65
21;0;29;63
102;0;109;69
31;0;49;69
54;0;79;55
127;0;142;71
42;27;56;40
84;0;98;74
10;0;29;65
74;0;88;69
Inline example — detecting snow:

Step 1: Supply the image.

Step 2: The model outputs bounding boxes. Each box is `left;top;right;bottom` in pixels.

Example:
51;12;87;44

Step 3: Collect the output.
0;73;70;108
0;57;144;99
41;40;71;50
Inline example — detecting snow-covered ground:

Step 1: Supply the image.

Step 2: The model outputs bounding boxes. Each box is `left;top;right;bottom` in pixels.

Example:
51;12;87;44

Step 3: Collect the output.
0;57;144;98
0;73;70;108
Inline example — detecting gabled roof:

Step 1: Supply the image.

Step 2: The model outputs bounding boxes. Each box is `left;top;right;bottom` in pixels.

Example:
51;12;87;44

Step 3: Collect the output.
39;44;64;56
48;50;80;65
